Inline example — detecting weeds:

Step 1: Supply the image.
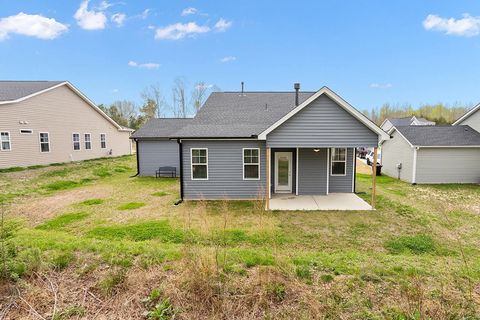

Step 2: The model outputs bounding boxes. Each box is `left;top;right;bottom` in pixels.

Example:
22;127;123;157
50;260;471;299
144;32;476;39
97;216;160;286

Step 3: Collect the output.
98;268;127;295
118;202;146;210
36;212;89;230
385;234;436;255
79;198;104;205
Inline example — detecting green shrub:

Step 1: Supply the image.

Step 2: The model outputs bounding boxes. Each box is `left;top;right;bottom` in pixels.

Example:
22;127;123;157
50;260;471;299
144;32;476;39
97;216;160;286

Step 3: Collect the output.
385;234;436;255
36;212;89;230
118;202;146;210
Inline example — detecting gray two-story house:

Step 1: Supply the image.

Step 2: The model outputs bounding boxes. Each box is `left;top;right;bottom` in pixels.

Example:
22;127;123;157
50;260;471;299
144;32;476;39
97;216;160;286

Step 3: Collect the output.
132;85;389;209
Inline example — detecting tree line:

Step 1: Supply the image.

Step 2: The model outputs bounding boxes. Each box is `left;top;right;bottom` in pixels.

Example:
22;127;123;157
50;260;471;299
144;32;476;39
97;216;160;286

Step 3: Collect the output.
363;102;472;125
98;78;218;129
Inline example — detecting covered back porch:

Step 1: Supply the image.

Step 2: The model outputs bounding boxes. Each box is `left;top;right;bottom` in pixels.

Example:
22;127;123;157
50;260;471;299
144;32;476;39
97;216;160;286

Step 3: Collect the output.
265;146;378;211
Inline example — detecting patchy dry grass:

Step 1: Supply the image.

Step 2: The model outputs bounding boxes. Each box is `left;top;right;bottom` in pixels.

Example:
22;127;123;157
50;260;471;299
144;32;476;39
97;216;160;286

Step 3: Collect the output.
1;156;479;319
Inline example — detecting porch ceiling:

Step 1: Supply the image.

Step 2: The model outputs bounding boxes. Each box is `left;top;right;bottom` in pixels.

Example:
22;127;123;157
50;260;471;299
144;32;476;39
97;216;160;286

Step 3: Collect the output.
269;193;372;211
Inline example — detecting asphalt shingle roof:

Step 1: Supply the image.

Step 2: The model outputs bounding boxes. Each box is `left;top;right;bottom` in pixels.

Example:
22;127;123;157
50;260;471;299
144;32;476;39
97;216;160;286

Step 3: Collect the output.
131;118;193;138
172;91;315;138
389;116;434;126
0;81;65;102
395;125;480;146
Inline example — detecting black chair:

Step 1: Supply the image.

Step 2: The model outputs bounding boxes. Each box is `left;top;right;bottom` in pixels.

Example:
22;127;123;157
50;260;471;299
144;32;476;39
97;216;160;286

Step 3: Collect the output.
156;166;176;178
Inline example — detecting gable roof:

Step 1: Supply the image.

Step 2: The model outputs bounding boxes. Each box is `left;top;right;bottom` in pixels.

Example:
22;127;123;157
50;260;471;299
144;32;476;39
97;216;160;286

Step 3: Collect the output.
257;87;390;141
392;125;480;147
453;103;480;126
381;116;435;129
172;91;315;138
0;80;130;132
0;81;65;102
131;118;193;138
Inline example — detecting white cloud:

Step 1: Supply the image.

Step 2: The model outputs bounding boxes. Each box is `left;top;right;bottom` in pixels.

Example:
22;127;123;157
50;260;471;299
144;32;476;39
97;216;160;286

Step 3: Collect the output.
0;12;68;41
98;0;113;10
370;83;392;89
140;9;151;19
74;0;107;30
155;22;210;40
214;18;232;32
181;7;198;16
220;56;236;63
111;13;126;26
112;88;119;93
128;60;160;69
423;13;480;37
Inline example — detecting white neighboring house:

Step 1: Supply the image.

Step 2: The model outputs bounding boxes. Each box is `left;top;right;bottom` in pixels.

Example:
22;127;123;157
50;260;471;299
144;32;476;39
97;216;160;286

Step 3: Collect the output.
0;81;133;169
381;125;480;184
453;103;480;133
380;116;435;132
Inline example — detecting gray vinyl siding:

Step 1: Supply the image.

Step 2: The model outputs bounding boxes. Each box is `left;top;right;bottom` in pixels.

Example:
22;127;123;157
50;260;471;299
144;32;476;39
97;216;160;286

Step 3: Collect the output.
266;95;378;148
137;140;180;176
458;109;480;133
329;148;355;193
182;140;266;200
415;148;480;184
381;131;414;183
298;148;327;195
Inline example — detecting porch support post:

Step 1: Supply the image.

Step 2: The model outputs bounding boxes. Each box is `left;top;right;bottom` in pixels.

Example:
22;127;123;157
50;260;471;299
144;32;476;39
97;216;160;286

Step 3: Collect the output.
266;147;271;210
371;146;378;209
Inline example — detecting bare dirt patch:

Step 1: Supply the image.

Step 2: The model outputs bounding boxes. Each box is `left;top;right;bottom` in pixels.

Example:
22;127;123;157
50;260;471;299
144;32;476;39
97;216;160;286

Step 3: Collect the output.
7;185;111;226
356;159;372;175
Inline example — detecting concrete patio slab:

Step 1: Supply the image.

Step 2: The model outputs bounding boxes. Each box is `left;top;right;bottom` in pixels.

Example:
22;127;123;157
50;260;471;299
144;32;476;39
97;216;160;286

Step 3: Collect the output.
269;193;372;211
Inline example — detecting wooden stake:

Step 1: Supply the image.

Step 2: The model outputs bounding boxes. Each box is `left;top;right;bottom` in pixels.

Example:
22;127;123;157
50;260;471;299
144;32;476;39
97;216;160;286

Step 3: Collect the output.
266;148;271;210
371;147;378;209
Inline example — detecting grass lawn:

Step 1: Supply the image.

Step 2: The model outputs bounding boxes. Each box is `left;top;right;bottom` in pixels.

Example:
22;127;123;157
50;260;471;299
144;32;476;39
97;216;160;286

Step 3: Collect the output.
1;155;479;319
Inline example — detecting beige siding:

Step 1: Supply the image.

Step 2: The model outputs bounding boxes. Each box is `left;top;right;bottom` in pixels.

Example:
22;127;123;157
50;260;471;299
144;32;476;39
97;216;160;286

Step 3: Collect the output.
0;85;131;168
459;109;480;133
416;148;480;184
381;131;414;183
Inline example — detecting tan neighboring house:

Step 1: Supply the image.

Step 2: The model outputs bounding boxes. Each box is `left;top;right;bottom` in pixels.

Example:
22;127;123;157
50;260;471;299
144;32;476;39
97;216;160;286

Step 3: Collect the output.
0;81;133;169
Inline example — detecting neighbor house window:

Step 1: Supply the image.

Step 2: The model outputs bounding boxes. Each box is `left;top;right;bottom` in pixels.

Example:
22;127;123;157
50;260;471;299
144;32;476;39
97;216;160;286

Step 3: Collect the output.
73;133;80;150
39;132;50;153
84;133;92;150
243;148;260;180
331;148;347;176
0;132;11;151
191;148;208;180
100;134;106;149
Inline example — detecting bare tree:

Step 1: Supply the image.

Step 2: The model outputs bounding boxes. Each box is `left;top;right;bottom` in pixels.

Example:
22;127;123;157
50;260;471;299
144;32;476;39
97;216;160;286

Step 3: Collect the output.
109;100;136;126
141;84;166;118
191;82;209;113
172;77;188;118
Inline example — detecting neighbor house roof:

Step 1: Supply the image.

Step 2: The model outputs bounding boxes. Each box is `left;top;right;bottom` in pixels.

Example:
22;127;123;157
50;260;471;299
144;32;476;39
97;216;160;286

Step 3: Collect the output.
393;125;480;147
453;103;480;125
172;92;315;138
383;116;435;128
0;80;130;132
0;81;65;102
131;118;194;138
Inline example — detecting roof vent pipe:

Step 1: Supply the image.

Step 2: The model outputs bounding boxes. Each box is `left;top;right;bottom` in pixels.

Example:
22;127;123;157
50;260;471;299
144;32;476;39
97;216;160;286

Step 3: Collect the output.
241;81;244;95
294;83;300;106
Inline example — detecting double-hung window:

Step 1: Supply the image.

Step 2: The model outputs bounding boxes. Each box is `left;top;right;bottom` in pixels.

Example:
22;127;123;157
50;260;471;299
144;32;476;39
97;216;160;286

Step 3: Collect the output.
0;132;11;151
191;148;208;180
331;148;347;176
100;134;106;149
243;148;260;180
73;133;80;150
84;133;92;150
39;132;50;153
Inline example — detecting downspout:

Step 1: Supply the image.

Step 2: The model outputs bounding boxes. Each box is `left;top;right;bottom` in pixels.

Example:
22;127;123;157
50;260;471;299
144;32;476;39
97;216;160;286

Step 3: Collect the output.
130;138;140;177
175;139;184;205
412;147;418;185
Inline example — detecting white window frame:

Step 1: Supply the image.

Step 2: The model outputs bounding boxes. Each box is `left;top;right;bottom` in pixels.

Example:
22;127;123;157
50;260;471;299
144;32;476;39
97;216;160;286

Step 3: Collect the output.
84;133;92;150
72;133;81;151
330;147;347;176
39;132;50;153
242;148;260;180
20;129;33;134
190;148;208;180
100;133;107;149
0;131;11;151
